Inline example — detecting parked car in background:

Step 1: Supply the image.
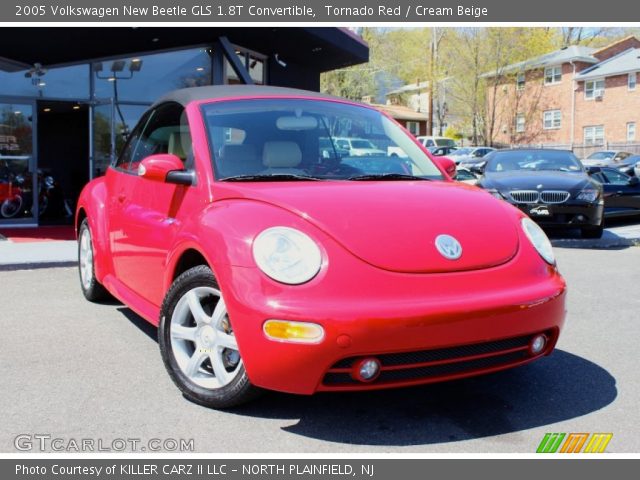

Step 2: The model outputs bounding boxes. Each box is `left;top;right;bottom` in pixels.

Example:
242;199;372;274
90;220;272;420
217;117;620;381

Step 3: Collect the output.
634;157;640;177
581;150;636;174
454;167;479;185
588;167;640;218
619;154;640;176
416;136;457;148
334;137;385;157
428;146;458;156
452;147;497;166
319;137;349;159
478;149;604;238
75;85;566;408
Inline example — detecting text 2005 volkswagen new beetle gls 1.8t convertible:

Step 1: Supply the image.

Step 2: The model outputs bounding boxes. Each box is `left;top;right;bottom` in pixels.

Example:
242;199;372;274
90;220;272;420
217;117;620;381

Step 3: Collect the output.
76;85;566;408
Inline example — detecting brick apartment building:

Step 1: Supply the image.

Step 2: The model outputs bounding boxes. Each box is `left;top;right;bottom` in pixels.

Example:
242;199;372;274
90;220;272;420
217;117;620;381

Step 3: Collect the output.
485;36;640;152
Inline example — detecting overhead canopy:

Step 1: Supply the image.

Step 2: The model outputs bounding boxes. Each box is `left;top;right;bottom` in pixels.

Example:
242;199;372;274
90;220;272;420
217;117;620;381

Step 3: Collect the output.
0;27;368;72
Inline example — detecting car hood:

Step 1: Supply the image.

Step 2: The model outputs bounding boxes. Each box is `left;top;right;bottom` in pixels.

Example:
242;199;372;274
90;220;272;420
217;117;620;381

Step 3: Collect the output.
215;181;520;273
481;171;593;191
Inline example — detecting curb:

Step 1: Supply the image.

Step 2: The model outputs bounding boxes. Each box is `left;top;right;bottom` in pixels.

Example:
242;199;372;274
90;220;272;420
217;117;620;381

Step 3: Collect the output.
551;238;640;249
0;261;77;272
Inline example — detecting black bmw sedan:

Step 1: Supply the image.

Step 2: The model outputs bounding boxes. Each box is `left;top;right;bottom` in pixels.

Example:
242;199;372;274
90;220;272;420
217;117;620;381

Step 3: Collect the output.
478;149;604;238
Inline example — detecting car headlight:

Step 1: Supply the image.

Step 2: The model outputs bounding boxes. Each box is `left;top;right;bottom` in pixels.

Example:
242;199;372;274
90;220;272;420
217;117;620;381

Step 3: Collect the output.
486;188;504;199
521;218;555;265
576;189;599;202
252;227;322;284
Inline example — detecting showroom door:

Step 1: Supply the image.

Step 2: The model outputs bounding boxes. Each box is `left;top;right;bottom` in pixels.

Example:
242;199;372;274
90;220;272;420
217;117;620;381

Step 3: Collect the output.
0;100;37;225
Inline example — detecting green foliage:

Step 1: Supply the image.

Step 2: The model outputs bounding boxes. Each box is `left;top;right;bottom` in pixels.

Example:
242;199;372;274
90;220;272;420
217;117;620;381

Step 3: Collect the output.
444;126;463;140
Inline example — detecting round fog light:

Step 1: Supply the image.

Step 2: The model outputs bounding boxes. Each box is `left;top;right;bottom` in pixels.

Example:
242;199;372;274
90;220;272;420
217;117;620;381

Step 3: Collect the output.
530;334;547;355
353;358;381;382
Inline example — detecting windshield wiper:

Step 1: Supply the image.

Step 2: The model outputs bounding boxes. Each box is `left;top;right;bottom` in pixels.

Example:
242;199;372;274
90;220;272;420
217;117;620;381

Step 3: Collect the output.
347;173;431;181
222;173;321;182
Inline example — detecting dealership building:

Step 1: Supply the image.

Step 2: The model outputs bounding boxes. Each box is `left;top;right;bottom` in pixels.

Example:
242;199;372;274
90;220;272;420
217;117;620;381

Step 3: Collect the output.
0;27;368;225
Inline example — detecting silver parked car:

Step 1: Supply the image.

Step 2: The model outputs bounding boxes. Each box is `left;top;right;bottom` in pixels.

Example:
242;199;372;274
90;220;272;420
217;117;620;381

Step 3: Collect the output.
581;150;635;174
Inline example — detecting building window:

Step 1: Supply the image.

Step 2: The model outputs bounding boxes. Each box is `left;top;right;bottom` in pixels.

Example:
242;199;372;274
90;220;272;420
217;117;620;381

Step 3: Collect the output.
585;79;605;99
516;72;526;90
406;121;420;136
544;66;562;85
515;113;525;133
584;125;605;145
543;110;561;130
629;72;637;91
628;122;636;141
93;47;213;103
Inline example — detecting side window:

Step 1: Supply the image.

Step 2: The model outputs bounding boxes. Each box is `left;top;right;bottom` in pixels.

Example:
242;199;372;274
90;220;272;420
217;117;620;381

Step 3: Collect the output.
603;169;629;185
116;102;192;172
591;172;606;184
115;110;154;171
130;103;192;171
615;152;630;161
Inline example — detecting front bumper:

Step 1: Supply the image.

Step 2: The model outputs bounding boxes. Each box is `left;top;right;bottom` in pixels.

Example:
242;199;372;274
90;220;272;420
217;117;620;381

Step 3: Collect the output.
508;200;603;227
218;240;566;395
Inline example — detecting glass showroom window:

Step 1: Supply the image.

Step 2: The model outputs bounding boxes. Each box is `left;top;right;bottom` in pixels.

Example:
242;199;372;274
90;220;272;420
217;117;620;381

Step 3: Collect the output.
584;125;605;146
585;79;605;99
515;114;525;133
516;72;526;90
93;47;213;103
543;110;561;130
628;122;636;142
0;64;89;99
225;49;266;85
629;72;637;91
406;121;420;135
544;66;562;85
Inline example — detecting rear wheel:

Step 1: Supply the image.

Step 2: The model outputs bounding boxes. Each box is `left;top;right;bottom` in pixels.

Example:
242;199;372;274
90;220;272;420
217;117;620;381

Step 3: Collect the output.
158;265;261;409
78;219;110;301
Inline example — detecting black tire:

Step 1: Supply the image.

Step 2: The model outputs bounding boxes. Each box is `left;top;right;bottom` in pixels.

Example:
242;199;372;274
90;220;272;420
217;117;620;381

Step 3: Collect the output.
158;265;261;409
78;219;110;302
581;224;604;239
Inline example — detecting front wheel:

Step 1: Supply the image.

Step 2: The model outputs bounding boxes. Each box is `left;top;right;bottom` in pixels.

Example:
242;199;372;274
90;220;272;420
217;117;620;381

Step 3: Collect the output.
78;219;110;301
158;265;261;409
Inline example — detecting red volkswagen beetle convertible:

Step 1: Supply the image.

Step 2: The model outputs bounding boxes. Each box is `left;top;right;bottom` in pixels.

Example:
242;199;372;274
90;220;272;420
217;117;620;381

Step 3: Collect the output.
76;86;566;408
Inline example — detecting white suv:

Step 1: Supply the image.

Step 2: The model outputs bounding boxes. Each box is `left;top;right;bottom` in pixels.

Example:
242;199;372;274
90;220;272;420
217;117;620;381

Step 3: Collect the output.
416;136;457;148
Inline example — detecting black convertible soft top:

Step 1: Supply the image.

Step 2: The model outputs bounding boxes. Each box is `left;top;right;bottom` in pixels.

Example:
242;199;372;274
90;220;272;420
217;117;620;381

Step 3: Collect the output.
154;85;347;107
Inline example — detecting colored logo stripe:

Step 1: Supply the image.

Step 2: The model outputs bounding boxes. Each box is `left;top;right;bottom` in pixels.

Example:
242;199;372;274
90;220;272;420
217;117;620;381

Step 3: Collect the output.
584;433;613;453
537;433;613;453
537;433;565;453
560;433;589;453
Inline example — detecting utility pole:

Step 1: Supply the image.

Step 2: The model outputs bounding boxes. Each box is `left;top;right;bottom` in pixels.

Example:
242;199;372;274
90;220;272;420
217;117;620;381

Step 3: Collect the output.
429;27;436;136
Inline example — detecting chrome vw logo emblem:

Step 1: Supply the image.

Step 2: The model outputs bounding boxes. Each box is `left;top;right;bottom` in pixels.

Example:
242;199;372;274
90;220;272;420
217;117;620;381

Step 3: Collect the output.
435;234;462;260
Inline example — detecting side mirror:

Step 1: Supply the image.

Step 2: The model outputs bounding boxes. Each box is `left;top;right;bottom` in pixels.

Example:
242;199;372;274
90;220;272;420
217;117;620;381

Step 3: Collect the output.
629;176;640;186
138;154;194;186
435;157;456;177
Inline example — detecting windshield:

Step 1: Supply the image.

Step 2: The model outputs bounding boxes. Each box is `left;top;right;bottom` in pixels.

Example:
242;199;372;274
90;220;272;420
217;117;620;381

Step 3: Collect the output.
587;151;615;160
202;99;444;181
436;138;456;147
485;150;583;173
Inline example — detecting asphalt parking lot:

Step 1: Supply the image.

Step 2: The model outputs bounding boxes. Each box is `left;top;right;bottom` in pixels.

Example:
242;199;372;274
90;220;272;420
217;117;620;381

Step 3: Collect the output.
1;243;639;453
